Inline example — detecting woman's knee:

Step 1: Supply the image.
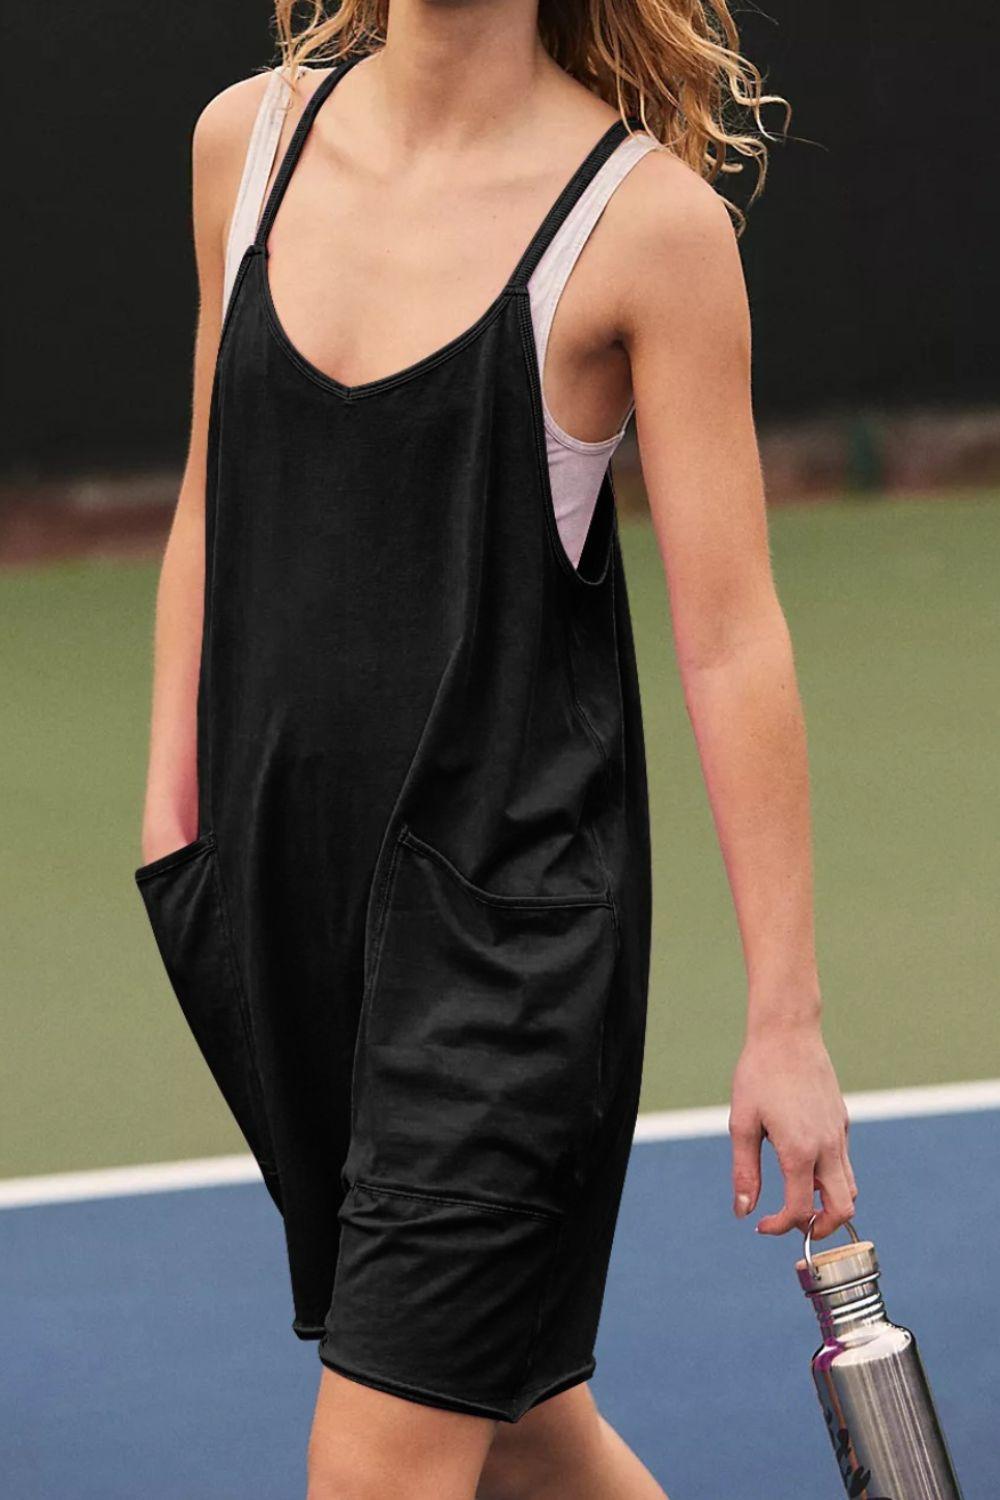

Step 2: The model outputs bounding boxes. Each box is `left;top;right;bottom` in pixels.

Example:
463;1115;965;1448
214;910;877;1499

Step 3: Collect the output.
306;1455;373;1500
477;1453;538;1500
477;1389;604;1500
307;1440;457;1500
306;1430;381;1500
478;1434;587;1500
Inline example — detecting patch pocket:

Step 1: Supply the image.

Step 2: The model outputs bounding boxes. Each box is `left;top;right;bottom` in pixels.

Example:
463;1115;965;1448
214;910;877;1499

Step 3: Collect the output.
135;833;280;1203
351;827;618;1216
322;1180;561;1420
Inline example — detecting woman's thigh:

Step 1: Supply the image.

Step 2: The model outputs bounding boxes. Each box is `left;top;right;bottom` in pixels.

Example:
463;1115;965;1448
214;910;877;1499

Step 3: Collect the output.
307;1367;495;1500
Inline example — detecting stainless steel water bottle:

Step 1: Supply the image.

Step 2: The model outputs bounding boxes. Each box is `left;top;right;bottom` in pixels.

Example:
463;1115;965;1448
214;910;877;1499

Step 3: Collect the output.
795;1217;963;1499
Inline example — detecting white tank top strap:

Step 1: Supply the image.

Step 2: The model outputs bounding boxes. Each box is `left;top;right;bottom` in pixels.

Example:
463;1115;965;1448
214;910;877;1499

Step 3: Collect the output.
527;129;660;452
223;67;292;315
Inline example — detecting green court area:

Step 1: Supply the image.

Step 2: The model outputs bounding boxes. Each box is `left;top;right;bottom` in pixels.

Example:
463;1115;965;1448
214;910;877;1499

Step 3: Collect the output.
2;493;997;1179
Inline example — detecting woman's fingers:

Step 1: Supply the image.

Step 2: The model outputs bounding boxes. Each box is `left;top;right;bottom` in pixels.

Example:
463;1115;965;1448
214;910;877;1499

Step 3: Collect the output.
749;1132;856;1238
810;1149;856;1239
755;1152;815;1236
842;1141;859;1201
842;1109;859;1199
729;1113;763;1217
755;1128;855;1239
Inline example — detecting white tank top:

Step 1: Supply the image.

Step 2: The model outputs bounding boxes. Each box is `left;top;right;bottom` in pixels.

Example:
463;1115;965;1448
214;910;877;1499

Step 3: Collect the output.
224;69;659;569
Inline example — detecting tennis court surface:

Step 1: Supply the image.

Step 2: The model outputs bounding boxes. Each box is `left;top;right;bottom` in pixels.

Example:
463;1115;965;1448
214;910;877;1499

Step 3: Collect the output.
3;1087;997;1497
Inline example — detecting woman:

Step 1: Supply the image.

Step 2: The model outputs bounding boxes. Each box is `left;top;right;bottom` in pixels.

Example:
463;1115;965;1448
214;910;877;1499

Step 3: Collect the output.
135;0;856;1492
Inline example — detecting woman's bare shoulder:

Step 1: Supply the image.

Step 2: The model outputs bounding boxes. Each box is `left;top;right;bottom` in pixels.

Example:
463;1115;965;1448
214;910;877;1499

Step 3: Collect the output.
597;146;744;344
193;64;339;166
611;147;738;284
188;64;340;258
618;146;735;253
193;71;277;165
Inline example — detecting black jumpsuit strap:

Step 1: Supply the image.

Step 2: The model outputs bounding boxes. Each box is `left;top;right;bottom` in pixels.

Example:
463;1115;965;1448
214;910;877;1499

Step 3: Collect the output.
254;53;366;250
507;115;643;290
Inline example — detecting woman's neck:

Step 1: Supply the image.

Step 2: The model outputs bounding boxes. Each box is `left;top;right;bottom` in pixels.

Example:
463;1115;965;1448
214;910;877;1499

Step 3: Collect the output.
363;0;555;151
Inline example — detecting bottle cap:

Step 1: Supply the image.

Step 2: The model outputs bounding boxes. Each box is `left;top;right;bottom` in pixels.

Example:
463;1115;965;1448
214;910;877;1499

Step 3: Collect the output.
795;1217;880;1296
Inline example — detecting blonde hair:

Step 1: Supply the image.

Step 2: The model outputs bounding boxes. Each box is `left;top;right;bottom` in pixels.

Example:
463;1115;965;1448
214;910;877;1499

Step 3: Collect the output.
274;0;788;231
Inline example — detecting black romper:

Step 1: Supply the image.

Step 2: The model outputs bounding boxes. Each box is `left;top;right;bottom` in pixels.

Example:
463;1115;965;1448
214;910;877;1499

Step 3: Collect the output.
135;55;652;1422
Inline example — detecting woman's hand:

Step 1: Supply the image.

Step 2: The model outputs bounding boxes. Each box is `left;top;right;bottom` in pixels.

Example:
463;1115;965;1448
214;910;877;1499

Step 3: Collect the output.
729;1019;857;1238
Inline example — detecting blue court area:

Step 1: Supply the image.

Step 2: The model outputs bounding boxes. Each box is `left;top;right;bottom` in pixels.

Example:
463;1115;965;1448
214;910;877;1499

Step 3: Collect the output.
3;1109;997;1499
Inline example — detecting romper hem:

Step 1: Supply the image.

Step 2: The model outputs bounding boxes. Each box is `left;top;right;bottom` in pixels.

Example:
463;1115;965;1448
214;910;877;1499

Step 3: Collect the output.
292;1320;327;1341
315;1349;598;1424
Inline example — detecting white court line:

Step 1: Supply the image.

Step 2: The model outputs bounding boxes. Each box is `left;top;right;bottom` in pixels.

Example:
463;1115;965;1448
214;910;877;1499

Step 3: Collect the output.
2;1079;998;1211
0;1154;261;1209
633;1077;1000;1142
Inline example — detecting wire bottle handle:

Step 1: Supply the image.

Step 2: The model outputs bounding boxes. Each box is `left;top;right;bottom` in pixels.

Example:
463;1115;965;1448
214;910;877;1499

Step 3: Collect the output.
803;1213;860;1271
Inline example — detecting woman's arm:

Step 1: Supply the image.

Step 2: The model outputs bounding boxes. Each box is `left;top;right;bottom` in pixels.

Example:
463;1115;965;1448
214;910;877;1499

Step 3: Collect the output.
620;157;856;1239
140;76;273;865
